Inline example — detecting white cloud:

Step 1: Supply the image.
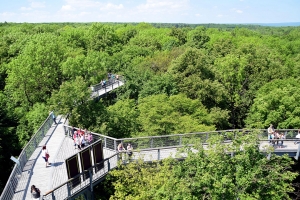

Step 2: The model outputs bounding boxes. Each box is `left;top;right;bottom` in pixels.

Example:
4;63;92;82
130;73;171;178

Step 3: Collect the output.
60;0;123;12
0;12;16;17
236;9;243;13
20;7;32;11
100;3;124;11
136;0;189;14
30;1;46;8
217;14;223;17
61;5;74;11
195;13;201;17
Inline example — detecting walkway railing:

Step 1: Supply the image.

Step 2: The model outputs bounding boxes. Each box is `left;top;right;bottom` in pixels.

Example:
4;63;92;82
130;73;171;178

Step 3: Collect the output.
43;153;119;200
0;115;54;200
90;75;125;98
3;123;300;200
111;129;300;151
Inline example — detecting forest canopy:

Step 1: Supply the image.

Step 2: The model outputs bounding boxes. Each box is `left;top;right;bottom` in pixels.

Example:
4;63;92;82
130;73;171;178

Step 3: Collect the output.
1;22;300;193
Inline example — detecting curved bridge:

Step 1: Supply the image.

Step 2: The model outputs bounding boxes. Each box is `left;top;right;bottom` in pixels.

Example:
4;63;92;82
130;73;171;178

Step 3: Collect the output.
1;115;300;200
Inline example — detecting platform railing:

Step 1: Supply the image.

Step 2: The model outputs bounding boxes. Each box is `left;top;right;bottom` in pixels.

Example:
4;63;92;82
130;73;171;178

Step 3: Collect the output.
0;114;54;200
41;128;300;199
3;123;300;199
113;129;300;152
90;75;125;97
43;153;119;200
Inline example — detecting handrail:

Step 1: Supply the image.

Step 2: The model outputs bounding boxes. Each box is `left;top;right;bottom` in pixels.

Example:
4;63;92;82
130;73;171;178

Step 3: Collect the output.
90;75;125;96
0;114;54;200
3;120;300;200
43;153;119;200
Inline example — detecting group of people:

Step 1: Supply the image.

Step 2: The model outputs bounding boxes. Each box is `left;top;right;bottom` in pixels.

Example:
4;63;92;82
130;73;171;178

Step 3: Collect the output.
100;73;120;88
72;128;93;150
118;143;133;157
268;124;286;148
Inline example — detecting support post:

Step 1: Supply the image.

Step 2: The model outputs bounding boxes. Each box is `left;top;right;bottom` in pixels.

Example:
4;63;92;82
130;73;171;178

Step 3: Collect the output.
294;143;300;160
179;136;182;145
108;159;110;171
33;137;37;149
114;140;117;151
89;169;93;192
157;149;160;161
67;182;71;198
267;153;271;160
52;190;56;200
150;138;153;148
104;138;107;148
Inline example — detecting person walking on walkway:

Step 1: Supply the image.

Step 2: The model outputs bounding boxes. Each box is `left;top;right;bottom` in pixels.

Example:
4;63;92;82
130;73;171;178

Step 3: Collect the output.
294;130;300;145
49;111;57;125
31;185;41;199
42;145;51;167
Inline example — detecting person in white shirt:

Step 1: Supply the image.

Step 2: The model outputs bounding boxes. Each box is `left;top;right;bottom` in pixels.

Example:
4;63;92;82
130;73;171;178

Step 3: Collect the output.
267;124;275;143
295;130;300;144
80;135;86;149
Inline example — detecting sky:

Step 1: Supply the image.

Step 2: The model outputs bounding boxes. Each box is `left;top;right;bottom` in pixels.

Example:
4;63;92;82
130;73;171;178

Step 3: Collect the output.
0;0;299;24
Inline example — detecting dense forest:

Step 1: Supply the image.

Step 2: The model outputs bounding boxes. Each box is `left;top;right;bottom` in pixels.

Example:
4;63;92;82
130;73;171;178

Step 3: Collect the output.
1;22;300;198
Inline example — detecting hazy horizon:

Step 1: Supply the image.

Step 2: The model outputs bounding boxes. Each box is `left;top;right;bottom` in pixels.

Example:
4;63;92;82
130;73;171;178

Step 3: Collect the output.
1;0;300;24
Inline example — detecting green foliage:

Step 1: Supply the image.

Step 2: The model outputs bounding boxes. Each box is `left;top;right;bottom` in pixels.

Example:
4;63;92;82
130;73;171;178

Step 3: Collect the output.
87;23;122;55
170;48;228;109
101;99;139;138
186;26;210;49
49;76;90;115
246;78;300;128
1;23;300;193
5;33;65;110
137;94;215;136
108;134;297;199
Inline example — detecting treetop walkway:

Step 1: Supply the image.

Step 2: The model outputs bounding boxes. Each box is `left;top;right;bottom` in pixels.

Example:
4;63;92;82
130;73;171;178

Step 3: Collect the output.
90;75;125;98
2;114;300;200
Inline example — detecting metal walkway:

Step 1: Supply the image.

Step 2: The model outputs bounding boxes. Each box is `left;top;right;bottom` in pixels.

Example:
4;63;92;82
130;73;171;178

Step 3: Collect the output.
90;78;125;98
2;115;300;199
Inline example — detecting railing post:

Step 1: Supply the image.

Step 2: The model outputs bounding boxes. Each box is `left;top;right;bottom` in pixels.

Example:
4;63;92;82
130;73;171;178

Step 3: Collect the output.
295;144;300;160
114;140;117;151
157;149;160;161
151;138;153;148
52;190;56;200
89;169;93;192
67;182;71;198
108;159;111;171
104;138;107;148
179;136;182;145
33;137;37;149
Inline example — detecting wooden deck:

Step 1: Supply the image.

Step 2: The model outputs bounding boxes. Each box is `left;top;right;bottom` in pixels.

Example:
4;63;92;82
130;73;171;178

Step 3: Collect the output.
9;117;300;199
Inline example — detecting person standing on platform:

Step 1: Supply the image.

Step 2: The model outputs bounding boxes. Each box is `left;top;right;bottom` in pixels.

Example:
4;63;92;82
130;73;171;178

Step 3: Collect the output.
294;130;300;144
31;185;41;199
267;124;275;143
49;111;57;125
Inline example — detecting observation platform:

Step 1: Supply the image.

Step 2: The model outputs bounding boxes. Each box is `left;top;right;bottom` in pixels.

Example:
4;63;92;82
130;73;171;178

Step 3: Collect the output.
90;79;125;98
2;115;300;200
